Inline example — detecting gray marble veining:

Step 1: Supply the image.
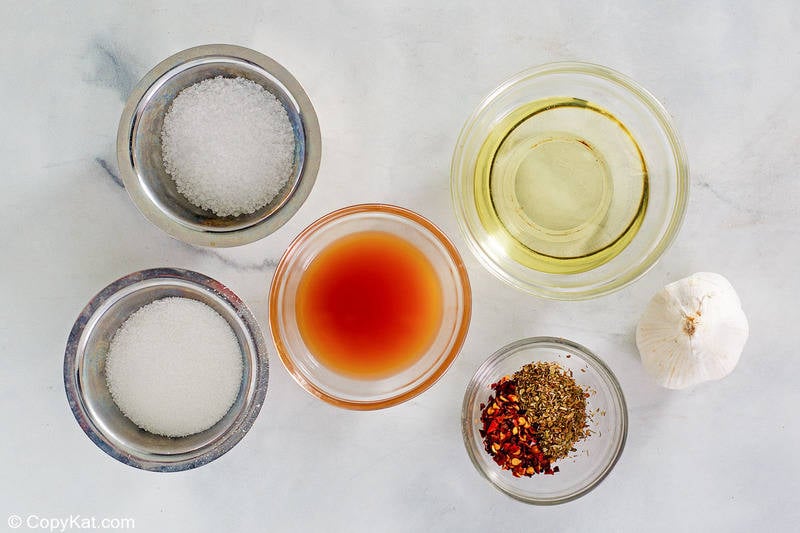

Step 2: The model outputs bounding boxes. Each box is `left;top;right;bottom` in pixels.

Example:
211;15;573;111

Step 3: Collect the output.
95;156;124;188
84;38;139;100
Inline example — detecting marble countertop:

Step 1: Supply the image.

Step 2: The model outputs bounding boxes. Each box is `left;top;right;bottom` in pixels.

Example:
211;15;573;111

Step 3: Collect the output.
2;1;798;531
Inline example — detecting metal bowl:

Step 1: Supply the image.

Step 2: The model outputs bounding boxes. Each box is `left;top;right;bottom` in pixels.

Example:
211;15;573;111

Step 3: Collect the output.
117;44;321;247
64;268;269;472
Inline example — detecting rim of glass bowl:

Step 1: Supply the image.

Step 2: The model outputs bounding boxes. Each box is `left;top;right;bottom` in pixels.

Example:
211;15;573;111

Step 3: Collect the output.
450;61;689;299
269;204;472;410
460;336;628;504
117;44;321;247
63;267;269;472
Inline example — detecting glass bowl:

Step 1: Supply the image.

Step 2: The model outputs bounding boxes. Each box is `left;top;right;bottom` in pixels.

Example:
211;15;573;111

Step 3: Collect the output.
63;268;269;471
117;44;321;247
269;204;472;410
461;337;627;504
451;62;688;299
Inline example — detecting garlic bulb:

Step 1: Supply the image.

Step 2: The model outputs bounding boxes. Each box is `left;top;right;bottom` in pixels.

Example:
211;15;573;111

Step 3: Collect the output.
635;272;749;389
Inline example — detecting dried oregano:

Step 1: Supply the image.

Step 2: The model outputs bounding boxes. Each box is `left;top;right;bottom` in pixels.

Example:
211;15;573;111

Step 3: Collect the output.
513;362;590;461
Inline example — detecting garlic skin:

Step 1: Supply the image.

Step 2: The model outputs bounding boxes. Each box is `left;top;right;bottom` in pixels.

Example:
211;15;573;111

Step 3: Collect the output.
635;272;749;389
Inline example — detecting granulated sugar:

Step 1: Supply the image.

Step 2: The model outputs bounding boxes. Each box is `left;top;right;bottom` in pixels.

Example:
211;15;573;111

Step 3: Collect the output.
161;76;295;217
105;297;243;437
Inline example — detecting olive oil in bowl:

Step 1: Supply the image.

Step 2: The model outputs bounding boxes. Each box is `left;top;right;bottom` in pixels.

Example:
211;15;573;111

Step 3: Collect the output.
474;97;648;274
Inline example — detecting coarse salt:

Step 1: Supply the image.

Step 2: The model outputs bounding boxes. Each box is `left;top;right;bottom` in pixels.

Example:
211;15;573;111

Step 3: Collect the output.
161;76;295;217
105;297;243;437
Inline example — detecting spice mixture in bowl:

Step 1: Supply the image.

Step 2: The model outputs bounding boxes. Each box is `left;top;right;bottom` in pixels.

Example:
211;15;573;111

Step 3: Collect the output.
117;44;321;247
270;204;471;410
64;268;268;471
451;62;688;299
462;337;627;504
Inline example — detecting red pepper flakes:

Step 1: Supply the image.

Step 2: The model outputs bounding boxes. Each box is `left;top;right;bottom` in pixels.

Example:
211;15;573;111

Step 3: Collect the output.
478;376;558;477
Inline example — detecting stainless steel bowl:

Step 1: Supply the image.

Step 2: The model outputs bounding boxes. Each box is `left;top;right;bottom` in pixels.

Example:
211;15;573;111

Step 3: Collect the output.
64;268;269;472
117;44;321;247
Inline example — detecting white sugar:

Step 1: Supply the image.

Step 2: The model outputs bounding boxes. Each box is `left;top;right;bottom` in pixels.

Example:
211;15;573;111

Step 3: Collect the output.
105;297;243;437
161;76;295;217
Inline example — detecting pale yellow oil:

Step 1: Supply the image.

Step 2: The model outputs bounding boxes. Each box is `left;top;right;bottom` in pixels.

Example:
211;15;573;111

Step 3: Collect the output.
475;97;648;274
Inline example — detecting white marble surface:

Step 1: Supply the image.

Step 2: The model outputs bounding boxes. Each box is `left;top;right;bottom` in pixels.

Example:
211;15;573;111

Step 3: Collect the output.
2;1;798;531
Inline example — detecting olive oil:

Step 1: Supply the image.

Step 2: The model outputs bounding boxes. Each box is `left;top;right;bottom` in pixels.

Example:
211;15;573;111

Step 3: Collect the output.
474;97;648;274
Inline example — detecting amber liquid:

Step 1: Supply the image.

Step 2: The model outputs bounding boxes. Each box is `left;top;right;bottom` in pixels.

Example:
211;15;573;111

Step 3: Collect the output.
295;231;443;379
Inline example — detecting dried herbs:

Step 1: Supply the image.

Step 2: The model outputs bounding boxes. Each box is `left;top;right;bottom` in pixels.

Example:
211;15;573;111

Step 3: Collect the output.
514;362;590;461
478;360;591;476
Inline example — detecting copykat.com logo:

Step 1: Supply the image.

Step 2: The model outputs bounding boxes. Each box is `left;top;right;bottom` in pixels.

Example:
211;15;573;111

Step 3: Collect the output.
7;514;135;531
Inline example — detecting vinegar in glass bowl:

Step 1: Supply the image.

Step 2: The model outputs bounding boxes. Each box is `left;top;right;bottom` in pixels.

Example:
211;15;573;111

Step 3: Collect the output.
295;230;443;379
